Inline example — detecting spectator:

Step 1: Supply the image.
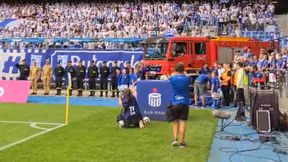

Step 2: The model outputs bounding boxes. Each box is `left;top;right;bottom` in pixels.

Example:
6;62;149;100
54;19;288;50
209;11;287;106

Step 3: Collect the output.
220;63;232;106
199;63;211;74
234;50;242;63
234;65;247;119
15;59;30;80
129;69;138;89
120;68;130;90
0;0;277;47
194;72;210;108
210;71;220;95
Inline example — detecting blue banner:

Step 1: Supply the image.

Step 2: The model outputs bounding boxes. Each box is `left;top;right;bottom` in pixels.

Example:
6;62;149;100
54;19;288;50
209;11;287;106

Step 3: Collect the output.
137;80;173;121
0;49;143;80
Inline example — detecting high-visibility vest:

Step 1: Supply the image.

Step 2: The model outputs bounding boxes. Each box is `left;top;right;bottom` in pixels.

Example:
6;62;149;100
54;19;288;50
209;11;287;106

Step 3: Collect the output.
234;68;248;88
234;71;238;86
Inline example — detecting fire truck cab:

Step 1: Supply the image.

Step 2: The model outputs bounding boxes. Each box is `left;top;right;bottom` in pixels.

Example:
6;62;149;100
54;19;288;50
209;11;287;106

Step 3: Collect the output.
143;36;272;78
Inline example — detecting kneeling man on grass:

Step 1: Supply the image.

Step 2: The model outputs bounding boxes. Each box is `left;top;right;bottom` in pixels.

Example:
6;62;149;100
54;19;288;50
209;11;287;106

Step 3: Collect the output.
117;88;144;128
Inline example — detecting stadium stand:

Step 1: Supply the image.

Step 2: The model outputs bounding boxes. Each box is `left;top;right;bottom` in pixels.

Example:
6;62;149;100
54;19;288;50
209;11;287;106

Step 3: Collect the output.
0;0;286;49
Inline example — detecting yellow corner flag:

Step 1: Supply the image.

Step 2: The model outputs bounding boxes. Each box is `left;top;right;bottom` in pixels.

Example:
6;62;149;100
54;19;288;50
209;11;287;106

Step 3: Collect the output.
65;72;72;124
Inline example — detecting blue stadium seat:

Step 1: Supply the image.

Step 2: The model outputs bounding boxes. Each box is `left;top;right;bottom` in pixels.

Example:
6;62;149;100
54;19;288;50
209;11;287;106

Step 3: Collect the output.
269;36;274;40
259;31;264;36
284;39;288;46
252;31;259;36
246;31;252;37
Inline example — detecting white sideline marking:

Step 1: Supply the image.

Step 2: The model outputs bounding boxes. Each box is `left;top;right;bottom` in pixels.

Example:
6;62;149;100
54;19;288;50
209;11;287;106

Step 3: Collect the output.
0;120;63;125
0;121;65;151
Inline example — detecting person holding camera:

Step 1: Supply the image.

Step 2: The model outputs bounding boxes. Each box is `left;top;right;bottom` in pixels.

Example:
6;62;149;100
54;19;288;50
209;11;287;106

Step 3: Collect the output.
167;62;190;148
116;88;144;128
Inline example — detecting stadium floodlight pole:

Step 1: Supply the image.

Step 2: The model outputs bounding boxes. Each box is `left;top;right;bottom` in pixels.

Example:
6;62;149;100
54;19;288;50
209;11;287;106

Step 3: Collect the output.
65;72;72;125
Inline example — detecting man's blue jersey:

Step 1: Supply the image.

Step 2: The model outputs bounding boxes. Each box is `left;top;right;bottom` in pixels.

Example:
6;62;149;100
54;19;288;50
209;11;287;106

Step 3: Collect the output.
249;60;258;67
121;74;130;87
210;77;220;92
169;74;190;106
277;59;285;69
117;74;122;87
199;67;211;74
129;73;137;85
269;59;277;69
195;74;209;84
122;95;142;120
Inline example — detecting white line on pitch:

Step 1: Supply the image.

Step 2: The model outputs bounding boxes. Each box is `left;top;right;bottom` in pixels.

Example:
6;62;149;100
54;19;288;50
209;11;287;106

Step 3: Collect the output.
0;120;63;125
30;123;49;131
0;123;65;151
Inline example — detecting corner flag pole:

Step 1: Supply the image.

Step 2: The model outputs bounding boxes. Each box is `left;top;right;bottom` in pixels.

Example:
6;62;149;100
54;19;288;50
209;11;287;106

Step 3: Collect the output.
65;73;71;125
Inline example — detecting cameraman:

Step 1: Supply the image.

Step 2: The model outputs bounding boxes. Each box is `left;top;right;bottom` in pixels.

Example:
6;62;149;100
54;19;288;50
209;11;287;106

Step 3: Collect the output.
168;62;190;148
117;88;144;128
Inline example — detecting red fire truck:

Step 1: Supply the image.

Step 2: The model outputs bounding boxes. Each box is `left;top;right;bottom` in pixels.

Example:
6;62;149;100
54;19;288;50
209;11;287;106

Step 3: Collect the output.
143;36;273;78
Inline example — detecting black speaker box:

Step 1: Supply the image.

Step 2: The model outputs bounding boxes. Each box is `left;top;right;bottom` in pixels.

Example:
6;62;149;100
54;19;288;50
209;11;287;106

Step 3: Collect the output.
257;110;271;132
250;88;280;131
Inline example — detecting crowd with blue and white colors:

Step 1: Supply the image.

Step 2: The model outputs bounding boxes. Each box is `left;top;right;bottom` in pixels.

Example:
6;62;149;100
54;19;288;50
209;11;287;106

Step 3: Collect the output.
0;0;284;49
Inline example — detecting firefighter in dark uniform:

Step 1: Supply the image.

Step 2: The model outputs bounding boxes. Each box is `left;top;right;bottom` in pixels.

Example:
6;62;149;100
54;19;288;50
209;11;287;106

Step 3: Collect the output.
54;61;65;95
65;61;76;96
75;60;86;96
111;61;120;97
88;60;99;96
15;59;30;80
99;61;110;97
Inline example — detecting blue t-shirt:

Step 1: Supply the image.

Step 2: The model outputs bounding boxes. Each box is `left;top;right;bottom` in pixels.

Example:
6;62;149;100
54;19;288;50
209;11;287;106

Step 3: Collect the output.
121;74;130;87
117;74;122;87
269;59;277;68
242;52;254;59
199;67;211;74
210;77;220;93
169;74;190;106
282;55;288;63
249;60;258;67
244;61;250;67
276;59;284;69
129;73;137;85
211;68;219;76
195;74;209;84
261;60;269;69
249;72;257;85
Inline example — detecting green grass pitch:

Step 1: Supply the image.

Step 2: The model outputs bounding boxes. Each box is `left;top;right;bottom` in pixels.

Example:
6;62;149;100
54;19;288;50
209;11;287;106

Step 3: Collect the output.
0;103;217;162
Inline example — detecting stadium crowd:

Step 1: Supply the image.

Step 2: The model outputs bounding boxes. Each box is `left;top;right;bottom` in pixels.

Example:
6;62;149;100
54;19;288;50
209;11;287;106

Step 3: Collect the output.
0;0;278;49
193;46;288;109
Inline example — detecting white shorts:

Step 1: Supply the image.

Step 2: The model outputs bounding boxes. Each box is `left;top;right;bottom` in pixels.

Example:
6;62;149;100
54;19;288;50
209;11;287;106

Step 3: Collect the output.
118;85;128;91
